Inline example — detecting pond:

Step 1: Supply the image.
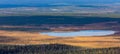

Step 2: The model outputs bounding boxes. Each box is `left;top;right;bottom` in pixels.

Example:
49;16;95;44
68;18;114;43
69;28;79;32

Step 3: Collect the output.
40;30;116;37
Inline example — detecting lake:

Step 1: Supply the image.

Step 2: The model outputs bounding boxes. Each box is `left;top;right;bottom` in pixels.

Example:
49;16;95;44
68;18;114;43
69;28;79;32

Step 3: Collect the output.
40;30;116;37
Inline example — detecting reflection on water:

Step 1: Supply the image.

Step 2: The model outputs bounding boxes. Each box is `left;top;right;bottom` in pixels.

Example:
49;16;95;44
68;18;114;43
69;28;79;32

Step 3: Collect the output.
40;30;116;37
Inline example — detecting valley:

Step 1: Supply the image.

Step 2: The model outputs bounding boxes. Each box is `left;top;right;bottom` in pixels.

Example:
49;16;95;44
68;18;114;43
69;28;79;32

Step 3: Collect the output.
0;16;119;48
0;0;120;54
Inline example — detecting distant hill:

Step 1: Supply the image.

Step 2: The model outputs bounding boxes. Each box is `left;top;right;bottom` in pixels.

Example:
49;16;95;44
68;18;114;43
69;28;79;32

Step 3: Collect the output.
0;4;107;8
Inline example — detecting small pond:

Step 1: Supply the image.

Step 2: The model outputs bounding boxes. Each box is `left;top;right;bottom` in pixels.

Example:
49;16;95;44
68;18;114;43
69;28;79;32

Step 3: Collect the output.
40;30;116;37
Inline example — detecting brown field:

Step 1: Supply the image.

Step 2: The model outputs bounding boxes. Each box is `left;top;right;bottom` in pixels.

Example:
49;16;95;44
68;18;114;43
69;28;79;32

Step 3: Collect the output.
0;30;120;48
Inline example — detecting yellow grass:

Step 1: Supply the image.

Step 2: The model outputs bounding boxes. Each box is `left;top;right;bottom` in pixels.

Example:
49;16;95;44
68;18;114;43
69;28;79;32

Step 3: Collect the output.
0;30;120;48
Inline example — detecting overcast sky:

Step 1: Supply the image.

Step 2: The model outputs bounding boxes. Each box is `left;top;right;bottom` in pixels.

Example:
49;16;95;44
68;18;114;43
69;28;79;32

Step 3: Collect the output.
0;0;120;5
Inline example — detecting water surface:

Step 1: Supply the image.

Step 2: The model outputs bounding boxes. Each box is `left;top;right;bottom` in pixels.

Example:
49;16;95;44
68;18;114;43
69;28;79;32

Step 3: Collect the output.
40;30;116;37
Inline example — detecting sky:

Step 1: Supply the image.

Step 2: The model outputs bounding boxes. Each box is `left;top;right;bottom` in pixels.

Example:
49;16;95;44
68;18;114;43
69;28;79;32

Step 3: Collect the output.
0;0;120;5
